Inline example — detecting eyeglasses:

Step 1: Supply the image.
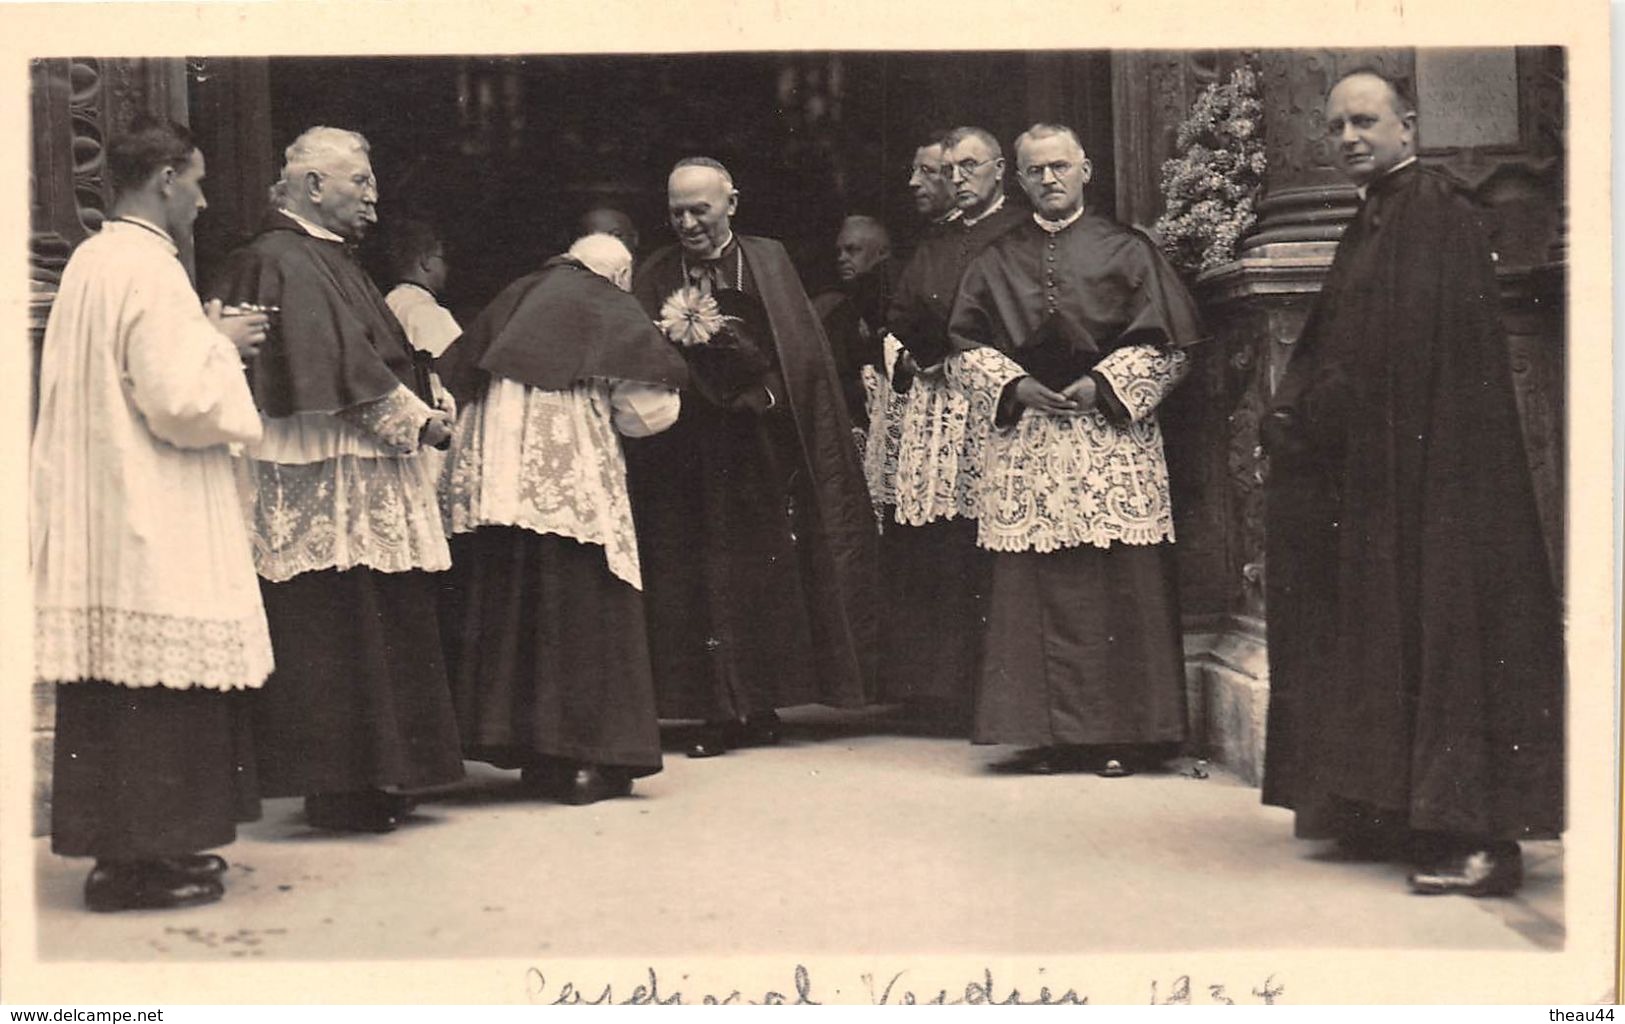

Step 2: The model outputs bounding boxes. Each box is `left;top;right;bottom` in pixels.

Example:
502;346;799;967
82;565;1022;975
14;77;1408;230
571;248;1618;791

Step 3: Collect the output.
1020;161;1077;182
909;163;943;179
946;158;997;180
315;169;378;193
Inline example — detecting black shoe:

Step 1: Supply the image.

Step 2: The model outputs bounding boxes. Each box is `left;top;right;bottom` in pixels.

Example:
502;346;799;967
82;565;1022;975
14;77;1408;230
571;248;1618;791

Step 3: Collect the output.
155;853;229;881
687;724;731;758
560;766;633;806
738;711;783;747
305;791;401;833
84;861;224;913
1019;746;1090;775
1095;758;1135;778
520;762;633;805
1408;843;1524;897
376;791;419;818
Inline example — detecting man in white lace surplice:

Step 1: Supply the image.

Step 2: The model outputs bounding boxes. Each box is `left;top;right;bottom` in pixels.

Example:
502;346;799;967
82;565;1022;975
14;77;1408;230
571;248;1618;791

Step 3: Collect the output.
208;127;464;833
947;124;1203;776
861;132;960;515
33;118;272;911
437;233;684;805
878;126;1027;722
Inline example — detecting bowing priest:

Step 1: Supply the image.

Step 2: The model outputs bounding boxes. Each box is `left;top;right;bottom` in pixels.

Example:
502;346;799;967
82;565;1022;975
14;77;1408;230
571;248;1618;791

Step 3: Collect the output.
625;157;877;758
209;126;464;833
879;125;1027;725
947;123;1202;775
34;117;272;910
1260;70;1563;897
436;233;687;804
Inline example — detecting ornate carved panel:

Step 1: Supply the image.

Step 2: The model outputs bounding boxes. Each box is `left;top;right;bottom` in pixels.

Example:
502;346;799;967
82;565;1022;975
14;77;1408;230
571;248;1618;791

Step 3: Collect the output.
1111;50;1224;229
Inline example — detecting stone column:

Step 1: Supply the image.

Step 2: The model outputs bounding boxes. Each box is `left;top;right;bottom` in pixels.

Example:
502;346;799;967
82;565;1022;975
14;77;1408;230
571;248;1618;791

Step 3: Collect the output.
1242;48;1410;260
1169;48;1404;783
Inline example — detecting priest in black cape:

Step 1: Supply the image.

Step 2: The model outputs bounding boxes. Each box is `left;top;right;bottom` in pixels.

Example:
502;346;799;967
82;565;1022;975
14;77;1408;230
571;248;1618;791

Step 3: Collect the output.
879;126;1028;725
435;233;688;804
207;127;463;833
947;124;1202;775
1260;70;1563;897
625;157;877;758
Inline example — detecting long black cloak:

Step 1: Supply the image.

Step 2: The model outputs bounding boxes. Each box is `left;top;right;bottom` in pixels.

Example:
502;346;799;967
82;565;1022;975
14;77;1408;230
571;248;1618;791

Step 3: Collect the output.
626;235;876;718
1261;163;1563;840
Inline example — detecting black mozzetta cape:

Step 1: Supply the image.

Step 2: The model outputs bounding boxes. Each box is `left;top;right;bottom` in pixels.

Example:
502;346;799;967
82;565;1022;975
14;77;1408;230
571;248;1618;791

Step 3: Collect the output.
207;211;431;415
437;256;689;407
947;213;1203;370
1260;163;1563;840
886;204;1027;368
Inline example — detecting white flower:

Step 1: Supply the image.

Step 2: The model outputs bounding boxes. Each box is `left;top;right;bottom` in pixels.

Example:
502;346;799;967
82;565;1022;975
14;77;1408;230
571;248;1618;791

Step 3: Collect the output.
658;287;728;347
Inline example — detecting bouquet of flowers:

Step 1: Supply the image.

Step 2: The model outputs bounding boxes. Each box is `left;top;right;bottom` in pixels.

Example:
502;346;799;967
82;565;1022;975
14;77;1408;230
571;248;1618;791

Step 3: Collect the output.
657;286;772;407
1152;61;1267;274
658;286;731;348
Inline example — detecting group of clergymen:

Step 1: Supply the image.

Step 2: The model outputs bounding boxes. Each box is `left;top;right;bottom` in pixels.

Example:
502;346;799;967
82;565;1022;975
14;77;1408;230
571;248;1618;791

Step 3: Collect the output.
33;66;1562;914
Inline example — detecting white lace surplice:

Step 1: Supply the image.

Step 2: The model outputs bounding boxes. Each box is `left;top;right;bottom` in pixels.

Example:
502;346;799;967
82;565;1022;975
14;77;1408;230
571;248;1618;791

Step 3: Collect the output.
951;344;1191;554
860;362;906;510
892;346;1003;527
245;385;451;582
32;222;274;691
441;378;678;591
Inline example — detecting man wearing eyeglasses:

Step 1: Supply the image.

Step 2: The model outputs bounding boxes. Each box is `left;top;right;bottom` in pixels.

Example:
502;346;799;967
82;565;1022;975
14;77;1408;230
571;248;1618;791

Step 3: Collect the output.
866;131;960;513
947;123;1202;776
209;126;463;833
878;126;1026;726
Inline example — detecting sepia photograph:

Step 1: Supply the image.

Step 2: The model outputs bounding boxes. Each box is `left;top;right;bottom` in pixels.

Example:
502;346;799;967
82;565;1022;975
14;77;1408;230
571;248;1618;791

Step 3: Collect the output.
1;0;1615;1007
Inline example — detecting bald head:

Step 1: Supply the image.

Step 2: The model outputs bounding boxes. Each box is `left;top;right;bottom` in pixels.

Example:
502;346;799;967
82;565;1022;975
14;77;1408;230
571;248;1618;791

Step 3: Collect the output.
835;215;891;282
667;159;738;258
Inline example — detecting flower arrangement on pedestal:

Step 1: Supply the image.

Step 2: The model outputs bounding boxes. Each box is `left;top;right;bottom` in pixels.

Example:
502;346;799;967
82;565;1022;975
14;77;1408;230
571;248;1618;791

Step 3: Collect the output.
1153;61;1267;274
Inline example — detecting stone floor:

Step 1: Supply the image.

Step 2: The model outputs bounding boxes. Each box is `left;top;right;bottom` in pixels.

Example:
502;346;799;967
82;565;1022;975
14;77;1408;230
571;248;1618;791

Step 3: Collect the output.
28;705;1568;1000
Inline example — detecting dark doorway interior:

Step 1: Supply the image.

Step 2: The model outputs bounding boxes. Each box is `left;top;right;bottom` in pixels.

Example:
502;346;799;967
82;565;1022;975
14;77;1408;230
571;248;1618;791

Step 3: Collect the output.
193;52;1114;319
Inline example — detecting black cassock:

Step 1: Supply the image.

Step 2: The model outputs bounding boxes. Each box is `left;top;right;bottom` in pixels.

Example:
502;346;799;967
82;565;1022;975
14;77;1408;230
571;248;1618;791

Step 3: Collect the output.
878;204;1027;713
1261;163;1563;841
626;236;876;722
208;213;463;798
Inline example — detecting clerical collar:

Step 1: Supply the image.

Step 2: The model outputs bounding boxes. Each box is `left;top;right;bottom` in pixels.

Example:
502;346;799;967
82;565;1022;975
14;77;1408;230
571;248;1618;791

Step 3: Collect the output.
280;208;347;243
110;216;177;254
1033;205;1087;234
1355;155;1419;201
935;208;963;225
695;231;737;262
960;194;1006;228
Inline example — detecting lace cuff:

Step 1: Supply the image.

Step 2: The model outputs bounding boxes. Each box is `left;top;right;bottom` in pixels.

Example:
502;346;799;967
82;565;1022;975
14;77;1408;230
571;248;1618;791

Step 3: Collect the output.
1093;345;1190;423
35;605;274;692
336;385;434;454
946;346;1026;413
